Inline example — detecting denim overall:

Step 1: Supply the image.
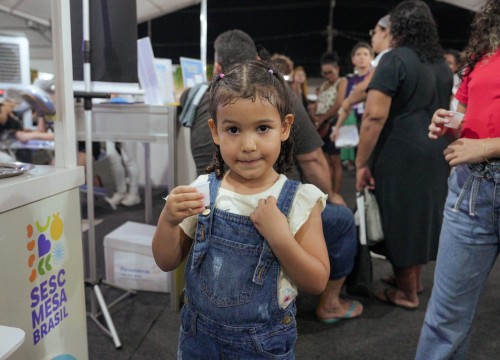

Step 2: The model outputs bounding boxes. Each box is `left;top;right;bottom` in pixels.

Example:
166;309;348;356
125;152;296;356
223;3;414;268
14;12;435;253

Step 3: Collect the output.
178;172;300;359
417;160;500;360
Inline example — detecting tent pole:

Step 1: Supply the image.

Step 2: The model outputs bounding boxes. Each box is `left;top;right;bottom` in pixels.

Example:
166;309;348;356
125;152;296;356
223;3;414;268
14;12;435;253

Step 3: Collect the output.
200;0;207;79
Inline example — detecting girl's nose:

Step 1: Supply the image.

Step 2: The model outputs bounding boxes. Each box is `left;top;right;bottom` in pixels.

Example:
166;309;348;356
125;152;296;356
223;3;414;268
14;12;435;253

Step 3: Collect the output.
241;135;257;152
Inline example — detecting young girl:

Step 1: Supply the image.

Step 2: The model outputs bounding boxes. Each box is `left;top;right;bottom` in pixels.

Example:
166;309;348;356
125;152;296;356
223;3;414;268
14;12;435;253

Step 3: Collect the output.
332;42;374;169
152;60;329;359
311;52;347;194
332;42;374;141
290;66;309;110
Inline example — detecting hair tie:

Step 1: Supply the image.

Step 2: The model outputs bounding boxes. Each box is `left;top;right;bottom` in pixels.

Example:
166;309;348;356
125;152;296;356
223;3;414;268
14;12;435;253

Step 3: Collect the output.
219;73;225;79
268;69;274;75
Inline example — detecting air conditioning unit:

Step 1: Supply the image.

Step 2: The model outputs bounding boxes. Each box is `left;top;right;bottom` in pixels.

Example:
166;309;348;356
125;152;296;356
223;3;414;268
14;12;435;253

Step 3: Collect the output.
0;35;30;92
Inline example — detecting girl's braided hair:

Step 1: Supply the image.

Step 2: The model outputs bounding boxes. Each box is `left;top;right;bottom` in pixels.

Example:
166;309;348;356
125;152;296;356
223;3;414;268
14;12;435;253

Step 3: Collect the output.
206;60;295;178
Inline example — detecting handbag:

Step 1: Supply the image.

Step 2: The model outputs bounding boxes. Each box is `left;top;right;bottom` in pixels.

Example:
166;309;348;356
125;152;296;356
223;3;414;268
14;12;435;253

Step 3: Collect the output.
345;193;373;297
363;188;384;245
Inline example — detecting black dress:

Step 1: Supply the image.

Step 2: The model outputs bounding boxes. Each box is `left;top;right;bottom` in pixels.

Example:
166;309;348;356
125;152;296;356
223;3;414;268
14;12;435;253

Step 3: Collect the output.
367;47;453;267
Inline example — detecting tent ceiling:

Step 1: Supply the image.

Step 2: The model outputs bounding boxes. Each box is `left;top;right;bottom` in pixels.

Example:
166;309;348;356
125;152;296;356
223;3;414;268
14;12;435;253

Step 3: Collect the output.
0;0;482;72
0;0;200;68
437;0;486;12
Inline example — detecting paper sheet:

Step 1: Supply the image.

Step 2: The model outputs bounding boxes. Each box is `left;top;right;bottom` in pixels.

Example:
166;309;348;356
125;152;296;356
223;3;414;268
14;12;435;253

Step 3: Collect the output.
334;125;359;148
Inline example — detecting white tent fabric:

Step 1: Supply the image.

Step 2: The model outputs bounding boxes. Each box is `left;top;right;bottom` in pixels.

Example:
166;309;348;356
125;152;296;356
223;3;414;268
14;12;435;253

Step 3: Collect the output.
0;0;200;72
437;0;486;12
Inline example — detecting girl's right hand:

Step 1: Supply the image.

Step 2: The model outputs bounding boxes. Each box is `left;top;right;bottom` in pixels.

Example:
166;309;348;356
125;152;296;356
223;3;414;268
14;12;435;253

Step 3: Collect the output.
428;109;452;140
164;186;205;226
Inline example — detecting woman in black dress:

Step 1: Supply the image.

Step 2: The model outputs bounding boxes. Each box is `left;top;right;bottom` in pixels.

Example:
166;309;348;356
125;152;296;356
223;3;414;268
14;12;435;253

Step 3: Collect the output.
355;0;453;309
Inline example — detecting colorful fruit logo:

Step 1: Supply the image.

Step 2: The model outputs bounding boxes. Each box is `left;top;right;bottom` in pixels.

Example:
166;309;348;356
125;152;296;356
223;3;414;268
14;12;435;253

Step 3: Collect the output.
52;354;77;360
26;212;65;283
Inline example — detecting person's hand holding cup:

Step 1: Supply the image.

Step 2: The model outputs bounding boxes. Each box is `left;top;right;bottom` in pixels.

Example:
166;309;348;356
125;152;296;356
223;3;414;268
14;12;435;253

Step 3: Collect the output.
428;109;464;140
443;111;464;129
191;180;210;207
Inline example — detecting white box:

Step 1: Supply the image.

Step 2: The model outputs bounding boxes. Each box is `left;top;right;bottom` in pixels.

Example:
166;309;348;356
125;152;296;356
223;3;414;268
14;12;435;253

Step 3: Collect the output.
104;221;171;293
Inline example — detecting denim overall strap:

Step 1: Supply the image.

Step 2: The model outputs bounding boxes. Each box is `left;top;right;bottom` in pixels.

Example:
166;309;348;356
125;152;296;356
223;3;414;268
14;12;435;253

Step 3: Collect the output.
276;179;301;217
189;172;220;271
252;179;300;285
207;172;220;210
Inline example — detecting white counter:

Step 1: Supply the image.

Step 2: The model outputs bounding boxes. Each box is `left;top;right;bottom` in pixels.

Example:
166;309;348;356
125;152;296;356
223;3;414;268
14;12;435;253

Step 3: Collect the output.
0;326;25;360
0;165;84;214
0;165;88;359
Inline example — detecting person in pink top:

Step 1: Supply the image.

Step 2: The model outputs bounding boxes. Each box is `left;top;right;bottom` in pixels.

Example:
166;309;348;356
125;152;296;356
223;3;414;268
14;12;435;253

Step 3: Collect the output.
416;0;500;358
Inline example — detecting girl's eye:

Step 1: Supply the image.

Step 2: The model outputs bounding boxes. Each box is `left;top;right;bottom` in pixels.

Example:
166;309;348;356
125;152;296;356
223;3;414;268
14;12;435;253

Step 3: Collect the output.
227;127;239;134
257;125;270;132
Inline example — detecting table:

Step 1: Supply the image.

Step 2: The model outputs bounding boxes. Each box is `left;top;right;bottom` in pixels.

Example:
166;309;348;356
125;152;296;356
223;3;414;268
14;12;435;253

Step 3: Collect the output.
75;103;182;311
75;103;176;224
0;326;25;360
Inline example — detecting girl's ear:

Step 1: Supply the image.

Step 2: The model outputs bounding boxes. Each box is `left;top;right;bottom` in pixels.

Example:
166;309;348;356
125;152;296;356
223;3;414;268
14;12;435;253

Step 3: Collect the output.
213;62;222;76
280;114;295;141
208;118;220;145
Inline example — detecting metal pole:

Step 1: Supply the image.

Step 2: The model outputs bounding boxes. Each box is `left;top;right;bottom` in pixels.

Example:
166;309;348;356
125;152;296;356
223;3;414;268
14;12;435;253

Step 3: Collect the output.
327;0;336;52
50;0;77;169
82;0;122;348
200;0;207;80
82;0;97;307
144;142;152;224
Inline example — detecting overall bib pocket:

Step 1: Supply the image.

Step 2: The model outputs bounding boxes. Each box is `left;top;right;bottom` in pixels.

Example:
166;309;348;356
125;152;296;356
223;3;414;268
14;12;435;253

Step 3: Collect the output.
200;235;262;307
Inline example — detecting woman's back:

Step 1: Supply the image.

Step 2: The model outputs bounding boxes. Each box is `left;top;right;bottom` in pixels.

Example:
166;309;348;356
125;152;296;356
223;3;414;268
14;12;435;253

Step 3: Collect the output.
370;47;453;160
386;47;452;119
367;46;453;267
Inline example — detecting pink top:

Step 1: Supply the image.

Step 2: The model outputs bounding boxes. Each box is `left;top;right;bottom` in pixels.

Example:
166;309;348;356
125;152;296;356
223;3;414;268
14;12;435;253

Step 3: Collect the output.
455;48;500;139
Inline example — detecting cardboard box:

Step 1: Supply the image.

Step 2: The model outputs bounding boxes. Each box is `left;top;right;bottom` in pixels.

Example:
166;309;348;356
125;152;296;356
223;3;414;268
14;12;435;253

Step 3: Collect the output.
104;221;171;293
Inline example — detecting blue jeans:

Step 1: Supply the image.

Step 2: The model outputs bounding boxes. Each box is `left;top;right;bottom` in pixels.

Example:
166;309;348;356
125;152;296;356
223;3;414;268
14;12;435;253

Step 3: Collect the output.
416;161;500;360
322;203;358;280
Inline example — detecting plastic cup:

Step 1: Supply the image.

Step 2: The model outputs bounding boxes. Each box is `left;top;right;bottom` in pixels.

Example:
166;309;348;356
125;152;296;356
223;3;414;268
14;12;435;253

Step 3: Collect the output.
444;111;464;129
191;180;210;207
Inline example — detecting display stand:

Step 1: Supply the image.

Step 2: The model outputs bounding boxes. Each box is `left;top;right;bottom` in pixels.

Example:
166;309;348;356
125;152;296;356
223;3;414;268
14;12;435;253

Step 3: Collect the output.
77;0;134;349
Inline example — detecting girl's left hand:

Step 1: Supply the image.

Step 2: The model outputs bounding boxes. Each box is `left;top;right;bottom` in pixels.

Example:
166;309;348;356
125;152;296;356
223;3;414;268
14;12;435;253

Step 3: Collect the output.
250;196;291;244
444;138;484;166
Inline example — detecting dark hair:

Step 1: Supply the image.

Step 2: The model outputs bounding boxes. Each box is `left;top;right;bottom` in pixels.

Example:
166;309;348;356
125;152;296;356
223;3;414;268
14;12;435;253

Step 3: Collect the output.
271;53;294;75
458;0;500;78
350;42;374;58
389;0;443;62
206;60;294;178
320;51;340;67
444;48;461;64
213;30;258;70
